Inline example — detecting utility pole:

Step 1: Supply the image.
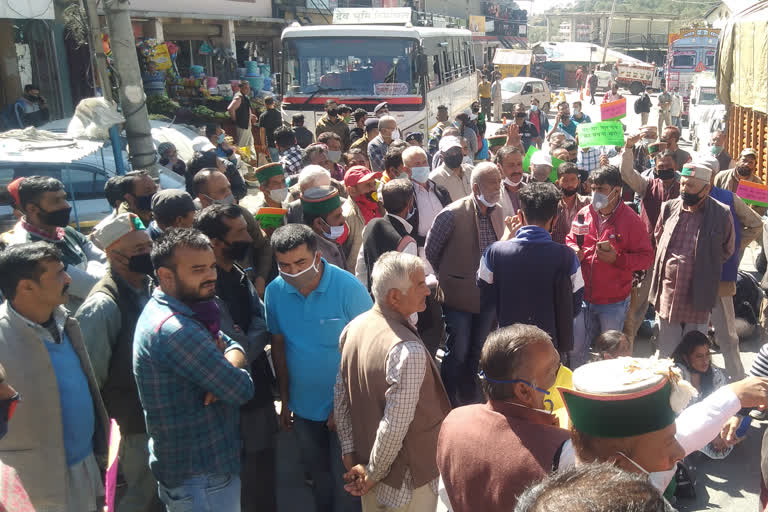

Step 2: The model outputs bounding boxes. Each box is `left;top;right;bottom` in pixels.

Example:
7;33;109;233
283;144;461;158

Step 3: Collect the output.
81;0;112;102
102;0;157;172
601;0;617;64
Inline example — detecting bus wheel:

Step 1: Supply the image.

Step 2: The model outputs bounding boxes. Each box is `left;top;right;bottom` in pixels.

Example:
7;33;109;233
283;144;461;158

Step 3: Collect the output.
629;81;643;95
542;102;550;114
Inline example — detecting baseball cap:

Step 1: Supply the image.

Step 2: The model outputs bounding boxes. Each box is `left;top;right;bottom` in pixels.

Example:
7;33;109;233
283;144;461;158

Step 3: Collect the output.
439;136;462;153
344;165;382;187
741;148;758;158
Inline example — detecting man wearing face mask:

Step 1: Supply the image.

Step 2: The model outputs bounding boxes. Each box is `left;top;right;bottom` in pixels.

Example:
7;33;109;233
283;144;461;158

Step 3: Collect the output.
380;146;410;189
75;213;160;512
369;116;398;174
565;166;653;366
709;130;736;172
437;325;570;512
430;136;472;202
275;126;304;177
511;103;540;151
0;242;109;511
351;118;380;158
342;166;383;271
302;186;352;271
259;96;283;163
134;228;255;511
194;205;276;512
530;151;555;183
479;183;582;358
265;224;372;512
551;162;591;245
650;163;734;357
619;137;681;349
9;176;106;312
426;163;505;406
117;170;158;226
715;147;766;216
205;124;236;164
496;146;527;217
14;84;49;128
571;101;591;124
194;169;273;298
316;100;352;151
561;357;768;495
318;132;347;180
247;163;290;234
547;102;577;141
402;146;451;264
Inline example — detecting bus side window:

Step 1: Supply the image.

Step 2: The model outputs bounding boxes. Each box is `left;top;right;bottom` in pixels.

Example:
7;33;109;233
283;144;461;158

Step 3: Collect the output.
443;51;452;83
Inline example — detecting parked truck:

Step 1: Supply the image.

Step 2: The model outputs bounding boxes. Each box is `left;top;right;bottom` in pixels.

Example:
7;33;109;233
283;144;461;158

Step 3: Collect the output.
665;28;720;126
613;60;662;95
717;3;767;182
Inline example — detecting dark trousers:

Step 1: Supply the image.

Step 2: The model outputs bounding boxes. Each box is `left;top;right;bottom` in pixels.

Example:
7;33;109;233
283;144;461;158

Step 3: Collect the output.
292;416;361;512
441;306;496;407
480;97;492;119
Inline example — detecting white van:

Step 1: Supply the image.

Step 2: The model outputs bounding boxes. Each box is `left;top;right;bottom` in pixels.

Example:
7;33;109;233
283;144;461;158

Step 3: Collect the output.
500;77;552;113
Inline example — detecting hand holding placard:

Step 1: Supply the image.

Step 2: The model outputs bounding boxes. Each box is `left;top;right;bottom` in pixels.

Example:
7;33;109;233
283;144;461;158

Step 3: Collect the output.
577;121;625;148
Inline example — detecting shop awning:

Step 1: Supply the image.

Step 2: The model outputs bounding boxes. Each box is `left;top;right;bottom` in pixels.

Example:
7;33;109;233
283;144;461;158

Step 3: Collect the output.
0;0;54;19
109;0;284;22
493;50;533;66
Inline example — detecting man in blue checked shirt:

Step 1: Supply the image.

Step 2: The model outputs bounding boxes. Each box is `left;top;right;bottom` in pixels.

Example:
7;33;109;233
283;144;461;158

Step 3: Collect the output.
133;228;254;511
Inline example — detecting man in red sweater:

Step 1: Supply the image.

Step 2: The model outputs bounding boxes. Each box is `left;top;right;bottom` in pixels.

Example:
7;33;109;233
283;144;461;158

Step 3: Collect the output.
566;165;653;366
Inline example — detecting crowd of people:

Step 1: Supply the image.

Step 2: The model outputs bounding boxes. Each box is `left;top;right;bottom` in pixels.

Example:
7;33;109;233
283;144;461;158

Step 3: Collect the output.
2;81;768;512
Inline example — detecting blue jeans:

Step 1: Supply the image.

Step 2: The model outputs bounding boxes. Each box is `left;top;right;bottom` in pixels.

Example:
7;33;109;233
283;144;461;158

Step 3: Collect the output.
571;296;631;368
158;474;240;512
268;147;280;163
292;415;361;512
441;306;497;407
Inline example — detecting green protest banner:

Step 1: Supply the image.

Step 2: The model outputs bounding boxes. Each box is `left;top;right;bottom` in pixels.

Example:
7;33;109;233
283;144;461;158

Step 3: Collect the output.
577;121;625;148
522;144;538;172
550;156;563;183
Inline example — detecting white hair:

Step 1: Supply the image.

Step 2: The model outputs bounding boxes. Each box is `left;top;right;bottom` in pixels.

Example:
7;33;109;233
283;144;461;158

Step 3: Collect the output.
471;161;501;187
298;165;331;192
370;252;424;306
402;146;427;166
378;115;397;130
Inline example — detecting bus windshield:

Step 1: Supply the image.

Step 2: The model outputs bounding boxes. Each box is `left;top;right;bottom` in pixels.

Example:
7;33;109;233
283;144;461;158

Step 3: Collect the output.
698;88;718;105
283;37;419;97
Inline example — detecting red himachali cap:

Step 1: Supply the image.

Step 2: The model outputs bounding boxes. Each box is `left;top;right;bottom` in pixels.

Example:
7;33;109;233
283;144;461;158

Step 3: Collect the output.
344;165;382;187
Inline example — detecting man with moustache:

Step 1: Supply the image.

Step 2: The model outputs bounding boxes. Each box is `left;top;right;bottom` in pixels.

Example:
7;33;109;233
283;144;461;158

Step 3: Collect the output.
134;228;255;511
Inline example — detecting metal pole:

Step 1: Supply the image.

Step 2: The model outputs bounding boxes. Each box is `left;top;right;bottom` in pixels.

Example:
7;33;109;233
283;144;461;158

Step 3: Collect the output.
102;0;157;173
601;0;617;64
81;0;113;101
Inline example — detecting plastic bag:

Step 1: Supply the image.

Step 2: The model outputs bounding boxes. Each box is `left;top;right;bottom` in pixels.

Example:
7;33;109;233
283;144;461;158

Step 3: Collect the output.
67;97;125;140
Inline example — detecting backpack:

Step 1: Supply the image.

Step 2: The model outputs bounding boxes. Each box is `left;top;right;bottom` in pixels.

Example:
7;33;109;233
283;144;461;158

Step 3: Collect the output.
735;270;763;327
634;96;643;114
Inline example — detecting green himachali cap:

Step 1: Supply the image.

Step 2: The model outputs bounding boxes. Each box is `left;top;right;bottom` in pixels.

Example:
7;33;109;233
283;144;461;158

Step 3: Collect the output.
487;134;507;148
560;357;698;438
301;186;342;216
255;162;285;184
680;163;712;182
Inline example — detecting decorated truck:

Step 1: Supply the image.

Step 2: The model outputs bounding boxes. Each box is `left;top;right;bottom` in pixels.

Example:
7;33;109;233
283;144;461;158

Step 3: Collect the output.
613;61;662;95
665;28;720;125
717;3;768;182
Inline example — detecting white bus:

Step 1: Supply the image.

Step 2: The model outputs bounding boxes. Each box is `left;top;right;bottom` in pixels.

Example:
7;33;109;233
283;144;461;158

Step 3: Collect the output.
280;21;478;142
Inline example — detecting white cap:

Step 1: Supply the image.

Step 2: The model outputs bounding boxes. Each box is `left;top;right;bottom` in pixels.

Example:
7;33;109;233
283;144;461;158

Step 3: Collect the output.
192;136;216;153
530;151;553;168
439;135;462;153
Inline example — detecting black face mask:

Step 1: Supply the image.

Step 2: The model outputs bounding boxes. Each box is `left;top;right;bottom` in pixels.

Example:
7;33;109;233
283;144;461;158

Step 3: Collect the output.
37;206;72;227
656;168;676;180
737;165;752;177
562;187;579;197
682;189;704;207
471;106;480;113
134;194;154;211
444;153;464;169
225;240;251;261
128;253;154;275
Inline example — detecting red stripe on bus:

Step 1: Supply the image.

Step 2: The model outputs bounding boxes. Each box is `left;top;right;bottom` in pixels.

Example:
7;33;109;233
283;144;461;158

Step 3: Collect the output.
282;97;423;105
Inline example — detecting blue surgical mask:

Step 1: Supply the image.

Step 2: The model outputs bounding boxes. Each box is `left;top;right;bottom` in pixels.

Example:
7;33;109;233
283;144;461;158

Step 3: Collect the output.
410;166;430;184
530;105;538;112
217;133;226;144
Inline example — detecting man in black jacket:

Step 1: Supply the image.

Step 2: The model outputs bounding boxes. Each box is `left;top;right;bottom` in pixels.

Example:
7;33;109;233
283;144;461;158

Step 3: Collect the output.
636;87;652;125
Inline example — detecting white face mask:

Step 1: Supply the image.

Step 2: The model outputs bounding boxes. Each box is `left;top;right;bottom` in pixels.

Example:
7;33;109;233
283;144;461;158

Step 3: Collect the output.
280;252;320;290
327;150;342;163
410;166;430;183
463;155;474;166
322;219;345;240
504;176;523;187
477;193;498;208
269;187;289;203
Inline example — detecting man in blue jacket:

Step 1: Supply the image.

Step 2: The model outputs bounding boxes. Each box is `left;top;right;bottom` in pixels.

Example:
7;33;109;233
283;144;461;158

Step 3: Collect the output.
478;182;583;361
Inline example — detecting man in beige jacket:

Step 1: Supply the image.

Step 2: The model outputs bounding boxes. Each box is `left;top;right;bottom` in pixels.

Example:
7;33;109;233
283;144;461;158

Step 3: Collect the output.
0;241;109;511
